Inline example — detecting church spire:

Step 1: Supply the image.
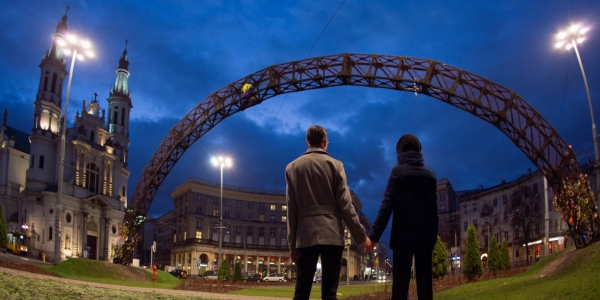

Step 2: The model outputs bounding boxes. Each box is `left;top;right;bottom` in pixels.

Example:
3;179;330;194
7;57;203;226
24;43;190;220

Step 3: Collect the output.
111;41;131;97
119;40;129;70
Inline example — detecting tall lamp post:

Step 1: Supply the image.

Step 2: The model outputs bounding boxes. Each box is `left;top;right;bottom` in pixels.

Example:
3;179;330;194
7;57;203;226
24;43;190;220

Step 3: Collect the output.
211;156;232;268
54;33;95;264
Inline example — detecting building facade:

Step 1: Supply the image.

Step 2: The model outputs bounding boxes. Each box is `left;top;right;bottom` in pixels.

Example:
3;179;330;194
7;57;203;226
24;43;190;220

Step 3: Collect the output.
0;14;131;262
437;178;458;250
458;170;568;269
149;178;371;279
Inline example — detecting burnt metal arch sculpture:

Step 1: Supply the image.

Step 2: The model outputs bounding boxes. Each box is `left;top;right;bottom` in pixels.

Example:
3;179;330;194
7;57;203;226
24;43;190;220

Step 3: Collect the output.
113;53;580;264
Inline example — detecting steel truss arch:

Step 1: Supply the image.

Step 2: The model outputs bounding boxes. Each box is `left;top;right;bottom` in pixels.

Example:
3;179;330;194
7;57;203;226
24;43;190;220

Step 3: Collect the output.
114;53;580;264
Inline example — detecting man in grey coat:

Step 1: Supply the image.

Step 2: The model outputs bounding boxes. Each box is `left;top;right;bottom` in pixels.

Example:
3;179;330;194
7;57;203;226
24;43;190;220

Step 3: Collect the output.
285;125;372;300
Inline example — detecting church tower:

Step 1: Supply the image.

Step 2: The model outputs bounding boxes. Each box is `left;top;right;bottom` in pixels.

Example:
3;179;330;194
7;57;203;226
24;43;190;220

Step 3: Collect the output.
106;44;133;204
27;13;69;190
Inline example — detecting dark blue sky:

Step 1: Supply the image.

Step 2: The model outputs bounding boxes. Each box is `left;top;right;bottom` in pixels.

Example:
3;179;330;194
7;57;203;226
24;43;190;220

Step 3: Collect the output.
2;1;600;244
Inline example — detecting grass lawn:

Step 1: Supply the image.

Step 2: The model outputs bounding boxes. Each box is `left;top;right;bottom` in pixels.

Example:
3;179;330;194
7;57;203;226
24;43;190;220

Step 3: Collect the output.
39;258;180;289
8;240;598;299
436;241;600;300
230;281;392;299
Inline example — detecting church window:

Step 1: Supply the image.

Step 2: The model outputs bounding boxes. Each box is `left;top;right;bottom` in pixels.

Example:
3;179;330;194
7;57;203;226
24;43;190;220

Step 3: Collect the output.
85;162;100;193
51;73;57;93
122;186;126;196
43;77;49;91
113;111;118;125
121;108;125;126
31;155;35;168
90;130;95;142
39;155;45;168
49;227;53;240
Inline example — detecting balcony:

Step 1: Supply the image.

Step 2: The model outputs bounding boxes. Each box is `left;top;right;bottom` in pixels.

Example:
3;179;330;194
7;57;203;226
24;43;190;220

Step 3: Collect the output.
480;206;493;218
173;238;290;251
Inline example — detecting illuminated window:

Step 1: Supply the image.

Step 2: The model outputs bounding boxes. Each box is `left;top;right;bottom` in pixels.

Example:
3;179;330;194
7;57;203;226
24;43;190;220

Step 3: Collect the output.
212;209;219;216
270;204;276;211
259;214;265;221
282;205;287;212
196;231;202;239
85;162;100;193
282;216;287;222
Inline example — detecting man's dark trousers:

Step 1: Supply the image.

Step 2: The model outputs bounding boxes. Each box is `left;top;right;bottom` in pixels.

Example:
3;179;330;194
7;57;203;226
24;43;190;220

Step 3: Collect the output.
393;247;433;300
294;245;344;300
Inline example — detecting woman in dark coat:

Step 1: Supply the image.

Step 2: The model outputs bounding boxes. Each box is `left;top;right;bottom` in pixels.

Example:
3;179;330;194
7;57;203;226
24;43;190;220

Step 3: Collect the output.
368;134;438;300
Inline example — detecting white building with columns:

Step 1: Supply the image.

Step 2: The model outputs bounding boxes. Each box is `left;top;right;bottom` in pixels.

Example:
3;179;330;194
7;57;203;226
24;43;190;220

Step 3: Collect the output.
0;13;131;263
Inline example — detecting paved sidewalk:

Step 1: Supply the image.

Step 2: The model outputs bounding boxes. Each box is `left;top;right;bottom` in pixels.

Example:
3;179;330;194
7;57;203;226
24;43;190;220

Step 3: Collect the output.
0;266;303;300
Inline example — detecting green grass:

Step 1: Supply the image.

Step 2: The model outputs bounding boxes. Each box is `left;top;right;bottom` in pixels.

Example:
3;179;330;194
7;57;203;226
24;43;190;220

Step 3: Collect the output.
436;241;600;300
39;258;180;289
12;242;599;299
230;281;392;299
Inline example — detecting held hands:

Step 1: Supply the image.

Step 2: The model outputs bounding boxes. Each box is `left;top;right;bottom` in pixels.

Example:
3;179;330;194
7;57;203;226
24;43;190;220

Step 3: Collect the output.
363;237;376;253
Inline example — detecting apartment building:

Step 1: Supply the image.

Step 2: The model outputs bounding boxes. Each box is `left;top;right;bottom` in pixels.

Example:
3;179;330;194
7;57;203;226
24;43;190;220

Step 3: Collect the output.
150;178;372;279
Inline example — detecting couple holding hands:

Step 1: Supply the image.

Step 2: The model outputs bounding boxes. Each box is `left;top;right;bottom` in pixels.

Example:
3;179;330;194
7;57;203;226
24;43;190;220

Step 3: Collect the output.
286;126;438;300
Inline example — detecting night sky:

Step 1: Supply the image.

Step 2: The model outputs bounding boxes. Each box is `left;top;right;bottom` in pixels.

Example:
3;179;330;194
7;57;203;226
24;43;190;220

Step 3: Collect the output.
2;0;600;245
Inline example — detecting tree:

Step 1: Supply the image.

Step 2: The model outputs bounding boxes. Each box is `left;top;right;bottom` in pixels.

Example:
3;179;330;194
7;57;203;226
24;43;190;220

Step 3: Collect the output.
508;186;542;264
500;238;511;270
432;235;448;279
217;259;231;280
0;204;6;250
233;261;243;281
488;236;501;274
464;224;482;280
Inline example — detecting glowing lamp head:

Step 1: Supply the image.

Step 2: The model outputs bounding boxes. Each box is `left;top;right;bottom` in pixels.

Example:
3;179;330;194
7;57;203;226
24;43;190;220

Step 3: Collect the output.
66;34;77;44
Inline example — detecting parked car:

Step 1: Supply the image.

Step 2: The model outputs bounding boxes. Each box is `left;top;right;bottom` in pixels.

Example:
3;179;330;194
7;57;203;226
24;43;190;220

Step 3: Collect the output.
313;276;322;283
242;273;262;282
262;273;287;282
169;269;188;279
203;271;219;280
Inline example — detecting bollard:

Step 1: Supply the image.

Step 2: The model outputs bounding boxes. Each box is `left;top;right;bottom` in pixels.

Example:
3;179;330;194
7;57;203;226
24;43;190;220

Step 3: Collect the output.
153;264;157;283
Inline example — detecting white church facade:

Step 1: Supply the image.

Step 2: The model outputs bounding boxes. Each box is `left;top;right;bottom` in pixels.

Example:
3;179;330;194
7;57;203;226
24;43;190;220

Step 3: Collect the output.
0;13;132;263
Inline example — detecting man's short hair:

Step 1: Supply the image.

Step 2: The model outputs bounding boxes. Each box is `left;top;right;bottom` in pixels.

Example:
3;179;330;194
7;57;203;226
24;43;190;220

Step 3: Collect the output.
306;125;327;147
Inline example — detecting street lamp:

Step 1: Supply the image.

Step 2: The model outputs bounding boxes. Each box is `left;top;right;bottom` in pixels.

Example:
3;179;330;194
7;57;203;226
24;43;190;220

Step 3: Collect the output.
555;23;600;220
211;155;232;268
54;33;95;264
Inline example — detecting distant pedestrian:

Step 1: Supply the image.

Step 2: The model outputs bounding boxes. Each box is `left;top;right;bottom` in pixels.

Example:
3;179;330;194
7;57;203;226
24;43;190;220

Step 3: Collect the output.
366;134;438;300
286;125;372;300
